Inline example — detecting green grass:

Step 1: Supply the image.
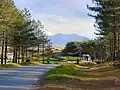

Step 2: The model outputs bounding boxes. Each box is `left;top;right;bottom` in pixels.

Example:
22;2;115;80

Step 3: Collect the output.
46;64;99;81
47;65;79;76
0;57;42;68
0;56;63;68
37;57;66;64
7;60;13;63
79;62;97;67
0;63;21;68
20;61;41;65
42;62;120;90
63;56;81;61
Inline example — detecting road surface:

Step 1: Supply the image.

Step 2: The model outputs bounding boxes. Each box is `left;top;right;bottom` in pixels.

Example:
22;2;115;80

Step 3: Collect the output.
0;64;59;90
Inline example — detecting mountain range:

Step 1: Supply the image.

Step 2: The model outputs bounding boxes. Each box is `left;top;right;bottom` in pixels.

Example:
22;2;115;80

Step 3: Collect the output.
48;33;89;45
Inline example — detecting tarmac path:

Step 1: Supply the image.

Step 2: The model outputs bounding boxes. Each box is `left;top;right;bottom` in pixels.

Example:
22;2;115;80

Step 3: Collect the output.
0;64;59;90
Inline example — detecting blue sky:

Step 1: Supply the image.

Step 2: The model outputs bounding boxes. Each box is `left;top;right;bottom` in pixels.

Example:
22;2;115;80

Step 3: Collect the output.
14;0;95;39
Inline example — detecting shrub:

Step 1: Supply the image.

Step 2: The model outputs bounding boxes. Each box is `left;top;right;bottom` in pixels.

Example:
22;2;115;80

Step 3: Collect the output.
21;60;40;65
7;60;12;63
30;61;40;65
79;62;96;67
113;61;120;67
95;61;103;64
32;57;40;62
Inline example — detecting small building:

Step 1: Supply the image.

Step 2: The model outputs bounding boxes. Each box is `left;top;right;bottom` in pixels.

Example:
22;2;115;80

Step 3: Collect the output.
7;53;13;60
82;54;91;60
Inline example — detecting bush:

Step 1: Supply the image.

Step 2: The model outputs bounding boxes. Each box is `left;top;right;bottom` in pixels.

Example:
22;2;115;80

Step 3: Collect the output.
26;58;31;63
21;60;40;65
32;57;40;62
79;62;96;67
7;60;12;63
113;61;120;67
95;61;103;64
30;61;40;65
20;57;41;65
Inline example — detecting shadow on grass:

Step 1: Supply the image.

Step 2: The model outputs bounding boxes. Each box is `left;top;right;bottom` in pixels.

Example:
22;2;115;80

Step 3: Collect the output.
44;78;120;90
42;63;120;90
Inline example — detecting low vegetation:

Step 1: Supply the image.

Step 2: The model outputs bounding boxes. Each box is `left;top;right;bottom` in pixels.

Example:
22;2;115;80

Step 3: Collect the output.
0;56;65;68
39;62;120;90
0;63;21;68
20;61;41;65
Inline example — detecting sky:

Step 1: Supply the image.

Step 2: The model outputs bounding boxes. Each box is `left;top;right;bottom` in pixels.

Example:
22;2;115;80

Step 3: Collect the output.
14;0;95;39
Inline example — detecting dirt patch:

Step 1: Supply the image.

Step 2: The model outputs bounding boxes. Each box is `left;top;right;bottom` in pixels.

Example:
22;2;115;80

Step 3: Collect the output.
33;87;66;90
32;74;67;90
42;79;120;90
33;74;46;88
79;80;120;90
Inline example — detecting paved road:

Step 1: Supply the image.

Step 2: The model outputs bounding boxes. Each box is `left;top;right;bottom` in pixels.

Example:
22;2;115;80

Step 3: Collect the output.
0;64;59;90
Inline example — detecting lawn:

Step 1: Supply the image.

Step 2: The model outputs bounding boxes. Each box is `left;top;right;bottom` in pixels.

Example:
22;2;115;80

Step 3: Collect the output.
38;62;120;90
0;63;21;68
63;56;81;61
0;57;63;68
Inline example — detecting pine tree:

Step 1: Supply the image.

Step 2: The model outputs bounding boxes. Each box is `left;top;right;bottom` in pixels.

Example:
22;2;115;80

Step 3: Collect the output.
87;0;120;61
0;0;23;64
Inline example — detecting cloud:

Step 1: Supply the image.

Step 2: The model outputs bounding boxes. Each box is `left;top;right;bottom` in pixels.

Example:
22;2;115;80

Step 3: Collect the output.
14;0;93;18
31;12;95;39
14;0;95;39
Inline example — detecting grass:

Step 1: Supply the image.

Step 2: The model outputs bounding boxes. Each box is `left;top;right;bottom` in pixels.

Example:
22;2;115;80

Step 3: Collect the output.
0;56;61;68
63;56;81;61
0;63;21;68
0;57;42;68
40;62;120;90
79;62;96;67
45;64;99;81
20;61;41;65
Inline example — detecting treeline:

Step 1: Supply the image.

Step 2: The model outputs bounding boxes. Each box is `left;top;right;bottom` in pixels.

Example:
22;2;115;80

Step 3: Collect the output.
63;0;120;61
62;40;106;60
86;0;120;61
0;0;52;64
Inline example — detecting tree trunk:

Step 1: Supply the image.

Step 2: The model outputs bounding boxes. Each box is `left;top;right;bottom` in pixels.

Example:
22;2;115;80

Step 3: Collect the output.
13;47;17;63
42;43;45;64
21;46;24;62
1;31;5;65
118;31;120;50
32;46;34;59
38;44;40;59
13;47;16;63
113;31;116;61
113;11;117;61
25;45;27;59
15;47;17;63
4;37;8;64
18;47;20;63
110;37;113;60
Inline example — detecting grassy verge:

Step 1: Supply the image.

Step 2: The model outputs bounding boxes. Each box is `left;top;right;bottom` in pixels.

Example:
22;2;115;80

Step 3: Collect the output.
41;62;120;90
20;61;41;65
0;63;21;68
0;58;41;68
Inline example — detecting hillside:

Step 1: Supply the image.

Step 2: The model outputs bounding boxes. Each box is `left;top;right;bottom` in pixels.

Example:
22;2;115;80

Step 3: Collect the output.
49;33;89;45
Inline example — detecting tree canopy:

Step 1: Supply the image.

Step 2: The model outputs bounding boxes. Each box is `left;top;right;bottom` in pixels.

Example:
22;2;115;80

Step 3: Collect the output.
87;0;120;61
0;0;52;64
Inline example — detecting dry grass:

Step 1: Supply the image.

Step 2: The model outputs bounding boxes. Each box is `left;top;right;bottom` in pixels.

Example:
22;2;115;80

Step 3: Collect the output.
36;62;120;90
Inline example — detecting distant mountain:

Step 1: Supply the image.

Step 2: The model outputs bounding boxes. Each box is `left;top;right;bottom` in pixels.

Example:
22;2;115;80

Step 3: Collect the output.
49;33;89;45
